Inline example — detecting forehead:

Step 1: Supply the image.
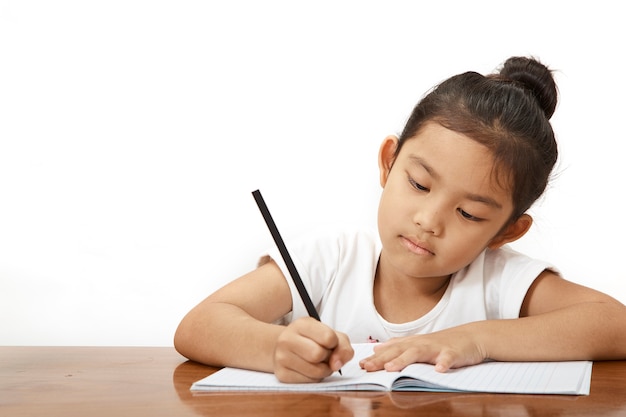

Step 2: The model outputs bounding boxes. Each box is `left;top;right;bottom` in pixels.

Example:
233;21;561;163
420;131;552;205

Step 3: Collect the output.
398;123;513;203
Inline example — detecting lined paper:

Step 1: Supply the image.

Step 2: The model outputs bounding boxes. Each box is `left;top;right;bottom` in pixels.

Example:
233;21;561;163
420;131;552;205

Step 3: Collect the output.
191;343;592;395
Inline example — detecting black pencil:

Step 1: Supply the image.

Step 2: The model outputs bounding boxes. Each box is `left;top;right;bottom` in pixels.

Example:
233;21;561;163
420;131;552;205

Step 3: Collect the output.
252;189;320;319
252;189;342;375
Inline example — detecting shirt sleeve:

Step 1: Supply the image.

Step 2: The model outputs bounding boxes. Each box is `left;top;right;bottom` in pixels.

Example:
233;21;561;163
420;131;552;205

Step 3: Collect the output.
485;246;558;319
258;228;343;322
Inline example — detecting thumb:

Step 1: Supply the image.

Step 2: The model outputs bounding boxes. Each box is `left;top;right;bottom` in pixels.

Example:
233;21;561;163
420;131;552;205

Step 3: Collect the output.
434;351;455;373
329;333;354;371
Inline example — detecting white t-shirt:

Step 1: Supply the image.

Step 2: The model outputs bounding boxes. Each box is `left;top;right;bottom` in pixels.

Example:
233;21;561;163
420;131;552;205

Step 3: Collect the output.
260;228;555;344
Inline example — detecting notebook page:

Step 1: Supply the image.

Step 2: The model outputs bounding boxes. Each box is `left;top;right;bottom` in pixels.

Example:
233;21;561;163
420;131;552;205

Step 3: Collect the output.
394;360;592;395
191;344;396;392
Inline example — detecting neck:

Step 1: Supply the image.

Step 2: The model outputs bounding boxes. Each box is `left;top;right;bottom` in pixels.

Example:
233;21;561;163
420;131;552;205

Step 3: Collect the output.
373;254;451;324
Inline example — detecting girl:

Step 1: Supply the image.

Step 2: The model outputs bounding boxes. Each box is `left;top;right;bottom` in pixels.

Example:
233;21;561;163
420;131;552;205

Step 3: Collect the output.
174;56;626;383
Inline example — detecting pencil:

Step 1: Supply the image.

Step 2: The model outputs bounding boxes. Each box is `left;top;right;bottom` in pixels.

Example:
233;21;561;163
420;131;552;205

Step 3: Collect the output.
252;189;319;318
252;189;342;375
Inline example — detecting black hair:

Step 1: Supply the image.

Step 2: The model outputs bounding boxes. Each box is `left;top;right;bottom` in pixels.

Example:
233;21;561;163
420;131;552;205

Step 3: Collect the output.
397;56;558;220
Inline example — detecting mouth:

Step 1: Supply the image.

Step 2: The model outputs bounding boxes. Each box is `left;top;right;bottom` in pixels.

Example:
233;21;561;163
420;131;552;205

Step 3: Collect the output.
401;236;435;256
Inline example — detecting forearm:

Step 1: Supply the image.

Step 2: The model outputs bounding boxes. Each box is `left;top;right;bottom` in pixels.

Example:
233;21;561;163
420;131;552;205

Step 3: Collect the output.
477;301;626;362
174;302;284;372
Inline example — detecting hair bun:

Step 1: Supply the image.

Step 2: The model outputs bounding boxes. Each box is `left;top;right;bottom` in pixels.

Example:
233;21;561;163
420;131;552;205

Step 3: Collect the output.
499;56;558;119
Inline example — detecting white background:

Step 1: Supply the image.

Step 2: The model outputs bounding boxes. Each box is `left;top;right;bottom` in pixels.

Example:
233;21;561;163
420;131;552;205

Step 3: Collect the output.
1;1;624;346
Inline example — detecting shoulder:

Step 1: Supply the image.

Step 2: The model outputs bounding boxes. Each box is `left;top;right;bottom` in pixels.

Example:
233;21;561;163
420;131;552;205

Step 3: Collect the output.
282;225;380;257
260;224;380;276
262;225;381;323
455;245;556;284
482;245;558;278
454;246;559;319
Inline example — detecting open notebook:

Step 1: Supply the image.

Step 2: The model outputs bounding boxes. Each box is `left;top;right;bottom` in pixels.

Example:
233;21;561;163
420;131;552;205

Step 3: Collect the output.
191;343;592;395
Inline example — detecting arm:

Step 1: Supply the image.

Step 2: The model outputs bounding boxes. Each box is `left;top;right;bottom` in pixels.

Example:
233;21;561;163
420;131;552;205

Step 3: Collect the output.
485;270;626;361
360;270;626;372
174;260;353;381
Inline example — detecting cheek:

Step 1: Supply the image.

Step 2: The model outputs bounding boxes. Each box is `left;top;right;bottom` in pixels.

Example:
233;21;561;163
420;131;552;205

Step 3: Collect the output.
376;196;391;229
377;191;400;230
451;229;497;259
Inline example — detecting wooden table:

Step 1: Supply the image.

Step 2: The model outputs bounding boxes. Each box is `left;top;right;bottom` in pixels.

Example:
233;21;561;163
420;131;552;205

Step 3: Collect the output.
1;347;625;416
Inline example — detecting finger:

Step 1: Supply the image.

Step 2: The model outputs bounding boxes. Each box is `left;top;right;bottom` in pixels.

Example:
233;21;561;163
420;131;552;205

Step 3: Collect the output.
276;319;342;382
284;318;338;364
275;363;333;383
381;346;439;372
359;355;384;371
435;352;454;373
328;333;354;372
274;348;334;383
359;341;409;371
292;317;341;351
280;334;334;366
436;341;488;373
384;353;416;372
359;351;400;371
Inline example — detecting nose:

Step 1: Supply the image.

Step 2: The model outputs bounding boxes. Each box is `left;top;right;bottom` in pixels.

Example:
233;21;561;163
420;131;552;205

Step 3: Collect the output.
412;196;443;236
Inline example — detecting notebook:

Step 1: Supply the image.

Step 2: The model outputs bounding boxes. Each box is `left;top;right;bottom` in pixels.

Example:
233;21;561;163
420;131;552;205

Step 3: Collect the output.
190;343;592;395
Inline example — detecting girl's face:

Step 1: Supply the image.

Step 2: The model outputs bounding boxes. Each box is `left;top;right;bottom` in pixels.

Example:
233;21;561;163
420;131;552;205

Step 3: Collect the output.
377;122;525;283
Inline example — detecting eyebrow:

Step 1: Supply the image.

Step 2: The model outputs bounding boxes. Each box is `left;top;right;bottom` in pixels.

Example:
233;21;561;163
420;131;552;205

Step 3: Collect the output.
408;155;503;210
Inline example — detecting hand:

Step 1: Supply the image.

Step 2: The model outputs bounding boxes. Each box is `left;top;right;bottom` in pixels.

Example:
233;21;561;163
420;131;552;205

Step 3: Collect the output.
359;325;487;373
273;317;354;383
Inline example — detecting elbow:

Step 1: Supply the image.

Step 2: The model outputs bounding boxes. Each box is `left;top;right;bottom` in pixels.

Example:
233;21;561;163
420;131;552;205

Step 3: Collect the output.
173;312;219;366
173;317;195;361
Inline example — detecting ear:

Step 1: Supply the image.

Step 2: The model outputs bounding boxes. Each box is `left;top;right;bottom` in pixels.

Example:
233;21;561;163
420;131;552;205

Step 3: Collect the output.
488;214;533;249
378;135;399;187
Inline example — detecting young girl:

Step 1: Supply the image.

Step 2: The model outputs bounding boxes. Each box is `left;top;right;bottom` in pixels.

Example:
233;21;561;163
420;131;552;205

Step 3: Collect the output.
174;56;626;383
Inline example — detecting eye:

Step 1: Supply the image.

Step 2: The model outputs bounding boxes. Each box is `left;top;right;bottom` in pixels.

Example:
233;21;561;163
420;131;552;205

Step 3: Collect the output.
458;208;484;222
408;177;429;192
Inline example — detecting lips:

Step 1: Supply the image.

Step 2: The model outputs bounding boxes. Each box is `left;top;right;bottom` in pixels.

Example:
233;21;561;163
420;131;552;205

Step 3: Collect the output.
401;236;435;256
